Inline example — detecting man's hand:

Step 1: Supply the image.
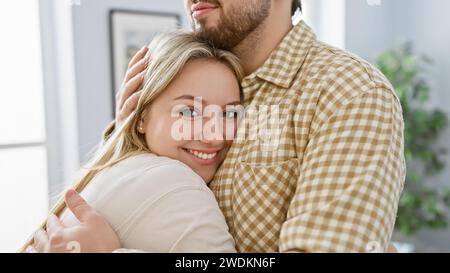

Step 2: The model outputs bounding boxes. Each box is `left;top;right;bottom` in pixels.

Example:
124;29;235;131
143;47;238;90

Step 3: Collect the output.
27;190;121;253
115;46;150;128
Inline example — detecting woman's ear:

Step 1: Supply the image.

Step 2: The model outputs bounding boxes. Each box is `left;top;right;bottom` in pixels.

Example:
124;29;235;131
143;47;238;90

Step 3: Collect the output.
137;107;150;134
137;117;146;134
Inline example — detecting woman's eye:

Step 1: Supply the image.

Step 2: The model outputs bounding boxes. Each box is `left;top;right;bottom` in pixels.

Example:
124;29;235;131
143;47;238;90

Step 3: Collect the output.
179;107;200;118
224;110;239;120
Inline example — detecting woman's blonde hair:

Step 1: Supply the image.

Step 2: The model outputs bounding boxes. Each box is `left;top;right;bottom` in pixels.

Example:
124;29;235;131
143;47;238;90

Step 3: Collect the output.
20;31;243;252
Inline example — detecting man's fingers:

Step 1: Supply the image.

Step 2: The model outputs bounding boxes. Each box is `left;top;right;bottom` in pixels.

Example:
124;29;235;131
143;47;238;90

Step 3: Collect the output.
127;46;149;69
118;90;143;123
124;55;150;83
118;71;146;110
64;189;94;223
46;214;65;237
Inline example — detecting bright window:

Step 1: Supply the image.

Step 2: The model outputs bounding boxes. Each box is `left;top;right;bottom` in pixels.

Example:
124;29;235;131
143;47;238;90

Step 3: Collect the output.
0;0;49;252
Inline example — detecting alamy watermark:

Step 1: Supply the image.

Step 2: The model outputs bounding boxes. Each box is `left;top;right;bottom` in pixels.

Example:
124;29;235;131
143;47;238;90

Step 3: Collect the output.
170;98;282;152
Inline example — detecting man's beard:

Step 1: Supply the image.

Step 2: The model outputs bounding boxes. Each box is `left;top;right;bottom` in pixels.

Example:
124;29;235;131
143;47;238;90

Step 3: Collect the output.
192;0;271;50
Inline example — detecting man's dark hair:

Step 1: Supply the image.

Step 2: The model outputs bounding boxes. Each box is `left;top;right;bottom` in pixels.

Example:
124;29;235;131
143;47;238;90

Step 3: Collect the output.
291;0;302;16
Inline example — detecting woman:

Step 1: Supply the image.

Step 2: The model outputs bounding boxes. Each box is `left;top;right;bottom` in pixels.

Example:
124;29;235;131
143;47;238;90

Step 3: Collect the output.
21;31;244;253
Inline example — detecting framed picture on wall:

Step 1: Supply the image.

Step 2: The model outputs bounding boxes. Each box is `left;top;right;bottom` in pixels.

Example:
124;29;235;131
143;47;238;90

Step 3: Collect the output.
109;9;180;115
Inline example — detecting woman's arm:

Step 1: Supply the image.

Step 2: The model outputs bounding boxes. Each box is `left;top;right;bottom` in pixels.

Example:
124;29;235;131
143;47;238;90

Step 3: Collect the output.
29;190;121;253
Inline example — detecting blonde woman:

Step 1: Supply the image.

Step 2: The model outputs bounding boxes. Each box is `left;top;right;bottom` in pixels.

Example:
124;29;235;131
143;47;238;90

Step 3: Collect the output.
22;31;244;253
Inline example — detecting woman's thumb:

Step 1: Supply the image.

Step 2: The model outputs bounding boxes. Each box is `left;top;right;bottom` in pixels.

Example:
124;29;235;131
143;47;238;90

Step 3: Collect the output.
64;189;93;222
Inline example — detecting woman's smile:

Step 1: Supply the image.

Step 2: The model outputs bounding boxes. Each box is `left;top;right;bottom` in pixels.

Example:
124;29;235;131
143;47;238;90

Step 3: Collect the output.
181;147;222;166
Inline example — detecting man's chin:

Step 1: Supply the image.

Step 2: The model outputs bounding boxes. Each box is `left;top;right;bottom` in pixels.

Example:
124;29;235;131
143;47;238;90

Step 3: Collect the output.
193;15;221;30
193;25;217;39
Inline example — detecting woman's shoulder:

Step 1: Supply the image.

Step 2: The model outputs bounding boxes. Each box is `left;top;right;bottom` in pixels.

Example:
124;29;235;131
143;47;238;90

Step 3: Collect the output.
122;153;205;187
90;153;207;201
78;153;211;227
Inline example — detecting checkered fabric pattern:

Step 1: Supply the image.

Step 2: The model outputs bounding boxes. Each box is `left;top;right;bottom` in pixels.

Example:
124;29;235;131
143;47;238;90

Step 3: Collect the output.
208;21;406;253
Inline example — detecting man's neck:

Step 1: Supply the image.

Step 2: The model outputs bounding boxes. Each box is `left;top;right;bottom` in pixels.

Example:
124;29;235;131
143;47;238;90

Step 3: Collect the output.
232;8;293;76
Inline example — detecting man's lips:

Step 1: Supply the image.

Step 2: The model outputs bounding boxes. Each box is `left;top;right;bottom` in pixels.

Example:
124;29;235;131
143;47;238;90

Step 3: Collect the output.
191;2;218;19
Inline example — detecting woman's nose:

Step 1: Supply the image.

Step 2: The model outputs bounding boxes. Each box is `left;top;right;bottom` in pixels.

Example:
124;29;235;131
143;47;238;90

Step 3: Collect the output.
198;115;226;145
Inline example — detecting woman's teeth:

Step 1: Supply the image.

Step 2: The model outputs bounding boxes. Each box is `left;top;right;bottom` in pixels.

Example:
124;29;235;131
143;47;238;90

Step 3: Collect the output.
187;149;217;160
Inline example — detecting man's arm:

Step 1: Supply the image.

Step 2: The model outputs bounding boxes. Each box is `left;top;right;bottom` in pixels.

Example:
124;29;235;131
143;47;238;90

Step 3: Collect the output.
279;88;406;252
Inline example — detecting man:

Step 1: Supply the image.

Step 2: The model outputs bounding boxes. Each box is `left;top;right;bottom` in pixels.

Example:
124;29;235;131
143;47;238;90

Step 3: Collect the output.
33;0;405;252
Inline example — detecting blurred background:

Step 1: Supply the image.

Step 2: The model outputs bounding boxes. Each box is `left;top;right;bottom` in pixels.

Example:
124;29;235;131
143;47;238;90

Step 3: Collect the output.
0;0;449;252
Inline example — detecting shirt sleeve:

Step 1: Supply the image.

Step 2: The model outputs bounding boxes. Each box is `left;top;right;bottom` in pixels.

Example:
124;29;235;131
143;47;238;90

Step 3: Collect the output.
279;87;406;252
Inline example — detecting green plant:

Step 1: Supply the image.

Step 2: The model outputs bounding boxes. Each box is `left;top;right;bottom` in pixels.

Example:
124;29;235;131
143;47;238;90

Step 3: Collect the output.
376;43;450;236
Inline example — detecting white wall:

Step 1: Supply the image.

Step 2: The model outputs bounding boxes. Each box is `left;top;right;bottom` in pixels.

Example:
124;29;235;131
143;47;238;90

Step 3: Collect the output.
40;0;80;200
345;0;394;61
302;0;346;49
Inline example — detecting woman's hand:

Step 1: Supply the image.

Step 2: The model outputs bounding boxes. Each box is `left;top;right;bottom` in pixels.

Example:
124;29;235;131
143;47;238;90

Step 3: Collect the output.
115;46;150;128
27;190;121;253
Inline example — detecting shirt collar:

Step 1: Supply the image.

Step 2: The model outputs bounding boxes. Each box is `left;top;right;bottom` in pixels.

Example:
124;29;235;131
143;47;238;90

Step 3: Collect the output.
242;21;316;89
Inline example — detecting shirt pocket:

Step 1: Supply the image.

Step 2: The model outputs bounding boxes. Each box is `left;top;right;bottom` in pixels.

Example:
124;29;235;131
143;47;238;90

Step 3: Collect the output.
231;158;299;251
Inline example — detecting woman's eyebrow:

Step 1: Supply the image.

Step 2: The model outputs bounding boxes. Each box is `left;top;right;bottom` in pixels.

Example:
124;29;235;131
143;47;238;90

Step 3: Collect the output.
225;101;241;106
173;95;205;103
173;95;241;108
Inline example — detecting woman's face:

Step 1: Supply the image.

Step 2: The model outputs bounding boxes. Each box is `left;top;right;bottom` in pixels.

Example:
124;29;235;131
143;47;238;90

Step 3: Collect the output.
139;59;241;182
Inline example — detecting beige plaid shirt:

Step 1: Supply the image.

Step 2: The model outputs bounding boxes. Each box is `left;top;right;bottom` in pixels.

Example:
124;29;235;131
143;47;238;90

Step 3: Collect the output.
209;21;406;253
